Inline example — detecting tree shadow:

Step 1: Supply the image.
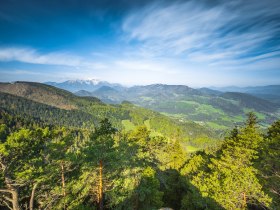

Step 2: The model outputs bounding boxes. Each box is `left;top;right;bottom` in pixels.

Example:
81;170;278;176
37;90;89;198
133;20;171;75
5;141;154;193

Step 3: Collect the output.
158;168;225;210
111;167;225;210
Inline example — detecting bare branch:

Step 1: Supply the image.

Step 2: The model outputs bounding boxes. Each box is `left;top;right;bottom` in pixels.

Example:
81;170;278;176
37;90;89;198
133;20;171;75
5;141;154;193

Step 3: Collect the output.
2;195;13;203
0;189;13;193
271;188;280;196
0;160;7;172
2;199;13;210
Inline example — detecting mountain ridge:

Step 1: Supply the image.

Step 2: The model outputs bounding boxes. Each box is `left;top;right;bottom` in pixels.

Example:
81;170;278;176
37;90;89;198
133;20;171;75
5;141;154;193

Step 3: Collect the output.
0;81;216;143
210;85;280;104
44;79;280;103
45;79;125;92
0;81;102;110
50;80;280;130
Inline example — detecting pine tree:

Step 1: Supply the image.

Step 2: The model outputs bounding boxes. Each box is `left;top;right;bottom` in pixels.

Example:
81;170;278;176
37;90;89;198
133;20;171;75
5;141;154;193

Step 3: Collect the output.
135;167;163;210
257;120;280;209
0;127;48;210
189;113;272;209
80;118;117;209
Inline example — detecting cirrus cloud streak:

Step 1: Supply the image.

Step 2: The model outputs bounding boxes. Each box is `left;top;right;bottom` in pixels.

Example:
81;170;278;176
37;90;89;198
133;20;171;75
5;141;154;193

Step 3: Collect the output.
122;0;280;67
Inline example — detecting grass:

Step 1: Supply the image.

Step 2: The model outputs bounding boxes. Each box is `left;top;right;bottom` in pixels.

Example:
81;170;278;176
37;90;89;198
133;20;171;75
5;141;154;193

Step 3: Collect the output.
122;120;135;131
140;96;154;101
122;119;163;137
206;122;228;130
255;112;266;120
185;145;200;153
179;100;200;105
196;104;224;115
144;119;151;129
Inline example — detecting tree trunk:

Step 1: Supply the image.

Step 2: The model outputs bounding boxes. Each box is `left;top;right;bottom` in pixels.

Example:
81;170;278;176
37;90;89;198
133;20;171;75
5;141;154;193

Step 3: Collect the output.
99;160;103;210
0;189;19;210
61;162;66;210
242;192;246;208
1;182;20;210
29;182;38;210
12;189;20;210
61;162;66;197
10;189;20;210
1;164;20;210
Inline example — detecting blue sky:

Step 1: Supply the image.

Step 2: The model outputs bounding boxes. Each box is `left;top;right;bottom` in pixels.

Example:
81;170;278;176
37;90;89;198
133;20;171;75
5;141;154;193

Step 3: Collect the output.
0;0;279;87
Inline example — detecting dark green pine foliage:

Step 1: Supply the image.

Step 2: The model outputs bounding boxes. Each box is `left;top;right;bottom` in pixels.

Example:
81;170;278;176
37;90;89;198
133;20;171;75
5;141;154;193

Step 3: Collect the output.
41;128;82;209
181;112;272;210
0;127;50;210
257;120;280;209
135;167;163;210
76;118;117;209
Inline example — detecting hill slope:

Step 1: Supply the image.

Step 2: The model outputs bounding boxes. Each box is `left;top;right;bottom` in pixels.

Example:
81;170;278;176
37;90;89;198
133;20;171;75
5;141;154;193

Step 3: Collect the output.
0;81;102;110
211;85;280;104
0;82;216;146
74;84;280;131
221;92;278;113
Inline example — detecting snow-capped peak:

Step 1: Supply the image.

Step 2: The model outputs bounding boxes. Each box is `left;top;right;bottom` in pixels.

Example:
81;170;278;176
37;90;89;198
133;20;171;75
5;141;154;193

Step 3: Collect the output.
88;79;101;85
67;79;102;85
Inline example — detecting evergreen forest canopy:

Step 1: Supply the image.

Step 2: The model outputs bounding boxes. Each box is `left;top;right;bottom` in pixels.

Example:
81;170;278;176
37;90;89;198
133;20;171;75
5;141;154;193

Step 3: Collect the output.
0;82;279;210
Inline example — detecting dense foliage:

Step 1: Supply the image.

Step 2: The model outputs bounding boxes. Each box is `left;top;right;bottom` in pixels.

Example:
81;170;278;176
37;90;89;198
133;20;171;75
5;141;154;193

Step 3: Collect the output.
0;82;279;210
0;110;279;210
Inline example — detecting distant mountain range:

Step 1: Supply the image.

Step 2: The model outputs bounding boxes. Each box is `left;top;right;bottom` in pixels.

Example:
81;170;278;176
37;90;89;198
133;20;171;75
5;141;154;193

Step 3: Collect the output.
46;79;125;92
44;80;280;131
46;80;280;104
210;85;280;104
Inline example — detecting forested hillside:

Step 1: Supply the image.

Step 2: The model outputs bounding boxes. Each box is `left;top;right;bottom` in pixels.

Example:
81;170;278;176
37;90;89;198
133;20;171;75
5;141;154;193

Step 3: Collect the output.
0;109;279;210
211;85;280;104
0;82;216;150
0;82;279;210
74;84;280;131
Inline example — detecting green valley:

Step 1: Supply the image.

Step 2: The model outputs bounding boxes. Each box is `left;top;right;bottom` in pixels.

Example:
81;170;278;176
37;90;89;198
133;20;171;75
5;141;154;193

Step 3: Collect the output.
0;81;279;210
74;84;280;132
0;82;216;150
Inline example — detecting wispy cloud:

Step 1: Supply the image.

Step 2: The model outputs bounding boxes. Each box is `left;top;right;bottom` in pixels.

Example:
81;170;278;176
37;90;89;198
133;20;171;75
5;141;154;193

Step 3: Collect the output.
0;47;109;70
122;0;280;66
0;47;83;66
0;0;279;86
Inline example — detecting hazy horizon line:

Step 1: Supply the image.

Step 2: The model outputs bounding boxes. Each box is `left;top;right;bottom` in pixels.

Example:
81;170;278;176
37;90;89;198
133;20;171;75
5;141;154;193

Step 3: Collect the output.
0;79;279;89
